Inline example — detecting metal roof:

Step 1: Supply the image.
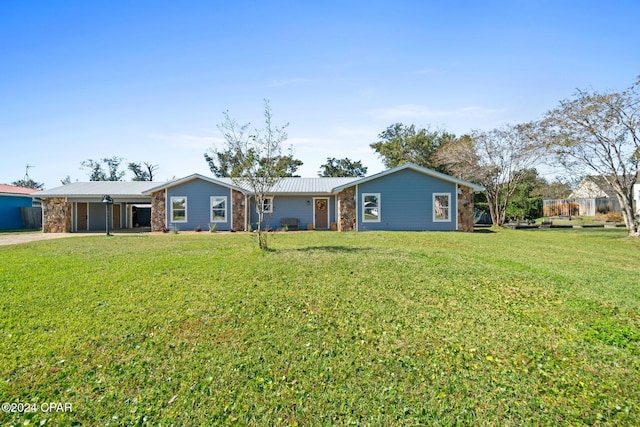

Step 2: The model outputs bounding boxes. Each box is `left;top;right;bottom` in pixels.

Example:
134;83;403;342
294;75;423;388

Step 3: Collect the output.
32;166;484;198
0;184;38;195
216;177;358;194
33;181;157;198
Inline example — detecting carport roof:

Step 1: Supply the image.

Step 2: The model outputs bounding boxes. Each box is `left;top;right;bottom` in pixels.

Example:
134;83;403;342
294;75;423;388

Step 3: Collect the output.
33;181;156;198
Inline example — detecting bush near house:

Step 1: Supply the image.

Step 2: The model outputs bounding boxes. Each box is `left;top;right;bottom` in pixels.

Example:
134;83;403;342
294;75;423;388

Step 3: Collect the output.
0;230;638;425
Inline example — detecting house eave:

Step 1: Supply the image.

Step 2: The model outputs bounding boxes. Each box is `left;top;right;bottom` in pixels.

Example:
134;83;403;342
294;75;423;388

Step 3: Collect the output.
142;174;247;195
332;163;485;193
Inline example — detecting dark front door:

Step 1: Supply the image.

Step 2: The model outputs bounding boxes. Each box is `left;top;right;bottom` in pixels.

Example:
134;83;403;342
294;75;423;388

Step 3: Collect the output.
314;198;329;229
77;203;88;231
112;204;121;229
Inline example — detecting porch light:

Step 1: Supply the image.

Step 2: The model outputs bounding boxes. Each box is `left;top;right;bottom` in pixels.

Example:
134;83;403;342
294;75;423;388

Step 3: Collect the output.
102;195;113;236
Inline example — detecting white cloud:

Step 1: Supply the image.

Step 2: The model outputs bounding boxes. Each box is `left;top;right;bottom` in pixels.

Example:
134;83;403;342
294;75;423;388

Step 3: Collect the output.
413;68;445;75
334;126;378;138
267;77;315;88
369;104;507;120
135;131;223;150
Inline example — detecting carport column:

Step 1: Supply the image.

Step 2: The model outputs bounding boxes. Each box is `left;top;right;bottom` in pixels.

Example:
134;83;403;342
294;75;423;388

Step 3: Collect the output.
150;190;166;232
42;197;71;233
337;186;356;231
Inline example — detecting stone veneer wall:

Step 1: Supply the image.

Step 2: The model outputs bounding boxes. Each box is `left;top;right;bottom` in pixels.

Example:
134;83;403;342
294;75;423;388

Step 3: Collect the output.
457;185;475;232
231;190;246;231
150;190;166;232
337;186;356;231
42;198;71;233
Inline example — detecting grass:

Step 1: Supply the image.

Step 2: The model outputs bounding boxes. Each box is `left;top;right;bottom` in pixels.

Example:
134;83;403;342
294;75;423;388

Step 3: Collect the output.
1;229;639;425
536;216;622;227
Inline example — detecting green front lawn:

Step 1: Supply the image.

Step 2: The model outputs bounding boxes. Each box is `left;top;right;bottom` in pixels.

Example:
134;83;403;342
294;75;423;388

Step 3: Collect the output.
1;229;639;425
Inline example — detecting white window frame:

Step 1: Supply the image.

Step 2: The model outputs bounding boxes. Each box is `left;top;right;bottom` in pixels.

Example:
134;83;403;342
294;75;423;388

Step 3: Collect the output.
362;193;381;223
210;196;228;223
170;196;188;223
260;197;273;214
433;193;451;222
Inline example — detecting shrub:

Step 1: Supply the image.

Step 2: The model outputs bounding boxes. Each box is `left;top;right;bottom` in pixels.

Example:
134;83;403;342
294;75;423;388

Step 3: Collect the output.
596;212;623;223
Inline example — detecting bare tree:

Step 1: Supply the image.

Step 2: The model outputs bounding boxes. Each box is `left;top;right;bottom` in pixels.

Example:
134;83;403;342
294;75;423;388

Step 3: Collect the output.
434;124;542;226
216;100;289;250
541;78;640;236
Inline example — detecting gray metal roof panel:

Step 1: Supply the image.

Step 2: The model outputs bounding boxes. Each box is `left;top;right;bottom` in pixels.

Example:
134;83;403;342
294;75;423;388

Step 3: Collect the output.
216;177;358;194
34;177;361;198
34;181;156;198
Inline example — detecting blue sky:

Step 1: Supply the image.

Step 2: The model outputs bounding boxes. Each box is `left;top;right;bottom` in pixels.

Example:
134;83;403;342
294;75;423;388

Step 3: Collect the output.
1;0;638;189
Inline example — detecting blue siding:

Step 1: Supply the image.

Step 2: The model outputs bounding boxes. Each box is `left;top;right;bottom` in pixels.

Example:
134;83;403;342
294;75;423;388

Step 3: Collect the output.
357;169;457;231
166;179;233;231
250;196;336;230
0;195;32;229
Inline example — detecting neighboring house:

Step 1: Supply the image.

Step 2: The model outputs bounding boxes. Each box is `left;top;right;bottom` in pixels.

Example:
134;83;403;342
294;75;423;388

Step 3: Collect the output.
567;176;621;216
634;182;640;215
33;163;484;233
0;184;39;230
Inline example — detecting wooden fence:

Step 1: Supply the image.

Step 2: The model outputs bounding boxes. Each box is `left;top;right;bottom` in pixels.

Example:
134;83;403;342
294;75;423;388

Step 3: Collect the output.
20;207;42;229
543;198;620;217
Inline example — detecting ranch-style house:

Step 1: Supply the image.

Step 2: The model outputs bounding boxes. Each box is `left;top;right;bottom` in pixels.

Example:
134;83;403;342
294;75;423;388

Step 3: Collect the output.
33;163;484;233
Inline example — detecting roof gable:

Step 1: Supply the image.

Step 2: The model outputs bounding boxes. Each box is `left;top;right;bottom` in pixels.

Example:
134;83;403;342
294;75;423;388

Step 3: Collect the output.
142;174;247;195
332;163;484;192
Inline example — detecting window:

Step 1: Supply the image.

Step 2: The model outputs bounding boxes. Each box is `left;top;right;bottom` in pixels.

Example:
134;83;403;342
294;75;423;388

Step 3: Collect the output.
171;197;187;222
260;197;273;213
362;193;380;222
433;193;451;222
210;196;227;222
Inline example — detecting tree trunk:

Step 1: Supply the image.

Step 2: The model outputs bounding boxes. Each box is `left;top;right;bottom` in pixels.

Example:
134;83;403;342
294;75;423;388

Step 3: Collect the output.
487;199;500;227
620;198;638;236
612;184;638;237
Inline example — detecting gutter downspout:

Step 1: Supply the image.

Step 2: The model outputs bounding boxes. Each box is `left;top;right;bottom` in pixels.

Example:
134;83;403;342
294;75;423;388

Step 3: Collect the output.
355;184;359;232
244;194;249;231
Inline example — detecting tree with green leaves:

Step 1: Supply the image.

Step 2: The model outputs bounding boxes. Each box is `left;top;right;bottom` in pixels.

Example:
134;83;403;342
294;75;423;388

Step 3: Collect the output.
540;77;640;236
81;157;126;181
214;100;289;250
318;157;368;177
205;147;302;178
12;178;44;190
370;123;455;171
204;149;245;178
12;165;44;190
128;162;158;181
504;168;545;222
264;151;303;177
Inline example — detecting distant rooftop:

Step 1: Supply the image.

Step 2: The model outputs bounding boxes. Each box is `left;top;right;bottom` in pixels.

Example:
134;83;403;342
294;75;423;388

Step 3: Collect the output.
0;184;39;195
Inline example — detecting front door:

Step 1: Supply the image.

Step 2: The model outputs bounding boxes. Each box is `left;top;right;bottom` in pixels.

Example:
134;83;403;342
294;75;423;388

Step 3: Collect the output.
76;203;88;231
314;198;329;230
112;204;121;229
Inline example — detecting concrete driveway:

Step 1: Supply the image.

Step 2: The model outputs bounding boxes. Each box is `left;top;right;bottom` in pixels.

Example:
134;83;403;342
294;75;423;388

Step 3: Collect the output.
0;232;79;246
